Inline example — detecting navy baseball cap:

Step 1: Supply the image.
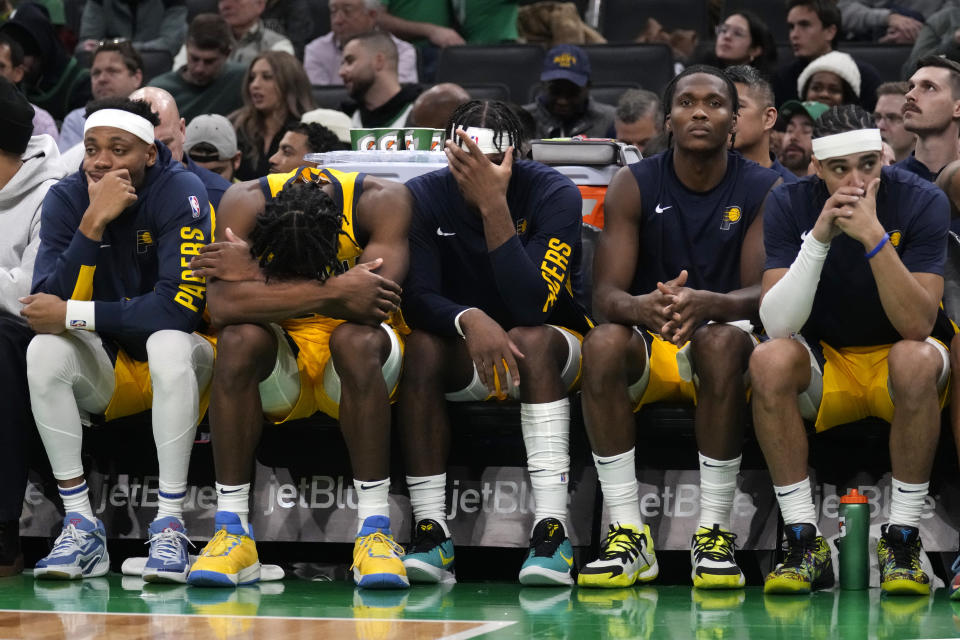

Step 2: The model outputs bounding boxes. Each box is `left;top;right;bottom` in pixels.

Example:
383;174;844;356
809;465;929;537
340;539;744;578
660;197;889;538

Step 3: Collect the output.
541;44;591;87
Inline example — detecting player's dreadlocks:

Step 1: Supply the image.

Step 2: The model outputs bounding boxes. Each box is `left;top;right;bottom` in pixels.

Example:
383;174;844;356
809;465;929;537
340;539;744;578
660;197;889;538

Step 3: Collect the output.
813;104;876;138
248;181;345;282
445;100;527;154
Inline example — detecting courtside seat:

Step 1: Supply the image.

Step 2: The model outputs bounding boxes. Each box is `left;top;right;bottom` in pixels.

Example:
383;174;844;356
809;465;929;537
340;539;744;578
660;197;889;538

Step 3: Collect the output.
581;44;675;95
844;44;912;83
435;45;544;105
600;0;709;42
310;84;351;111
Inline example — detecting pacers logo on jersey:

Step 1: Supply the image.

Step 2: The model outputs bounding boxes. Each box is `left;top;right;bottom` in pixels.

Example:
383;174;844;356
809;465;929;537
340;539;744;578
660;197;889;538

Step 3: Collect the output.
136;230;153;253
889;230;902;248
516;218;528;235
720;206;742;231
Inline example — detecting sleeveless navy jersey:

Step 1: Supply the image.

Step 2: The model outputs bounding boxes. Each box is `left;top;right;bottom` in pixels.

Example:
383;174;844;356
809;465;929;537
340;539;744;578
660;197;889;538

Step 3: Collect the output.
629;149;780;296
764;166;953;347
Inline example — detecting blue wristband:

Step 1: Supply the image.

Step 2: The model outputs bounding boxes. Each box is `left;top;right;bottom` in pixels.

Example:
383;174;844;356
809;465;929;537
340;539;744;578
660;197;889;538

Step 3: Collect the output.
865;233;889;259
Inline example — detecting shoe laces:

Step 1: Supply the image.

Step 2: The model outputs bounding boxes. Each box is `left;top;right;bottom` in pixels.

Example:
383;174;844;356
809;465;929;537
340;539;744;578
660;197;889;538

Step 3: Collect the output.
885;535;920;571
351;531;404;570
47;524;85;559
201;527;244;557
693;527;737;562
530;522;563;558
146;527;193;562
598;525;646;562
408;522;445;554
951;555;960;575
779;537;815;570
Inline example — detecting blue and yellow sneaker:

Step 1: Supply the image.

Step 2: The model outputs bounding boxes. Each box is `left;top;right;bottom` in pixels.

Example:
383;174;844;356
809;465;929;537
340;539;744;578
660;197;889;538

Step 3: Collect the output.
403;519;455;584
34;512;110;580
352;515;409;589
187;511;260;587
578;523;658;588
950;556;960;600
878;523;930;596
144;516;192;584
519;518;574;586
764;523;834;594
691;525;745;589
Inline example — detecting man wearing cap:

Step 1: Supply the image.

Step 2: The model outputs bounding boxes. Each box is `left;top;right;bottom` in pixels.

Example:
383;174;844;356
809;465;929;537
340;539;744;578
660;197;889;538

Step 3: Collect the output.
304;0;417;86
22;97;214;583
522;44;615;139
131;87;232;211
185;114;243;183
778;100;829;178
898;56;960;182
752;104;952;597
0;76;66;576
399;99;592;587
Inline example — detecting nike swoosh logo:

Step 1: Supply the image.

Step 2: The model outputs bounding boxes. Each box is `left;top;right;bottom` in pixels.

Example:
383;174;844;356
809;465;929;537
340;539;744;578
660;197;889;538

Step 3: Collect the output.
99;244;111;248
219;488;244;495
702;462;725;468
897;487;924;493
407;480;430;487
597;458;621;465
436;227;456;236
558;550;573;566
360;482;386;491
438;548;454;565
654;204;672;213
776;487;801;497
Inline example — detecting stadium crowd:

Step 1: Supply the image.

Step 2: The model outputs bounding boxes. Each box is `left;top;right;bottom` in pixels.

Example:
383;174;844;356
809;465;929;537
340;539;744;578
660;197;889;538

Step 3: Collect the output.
2;0;960;605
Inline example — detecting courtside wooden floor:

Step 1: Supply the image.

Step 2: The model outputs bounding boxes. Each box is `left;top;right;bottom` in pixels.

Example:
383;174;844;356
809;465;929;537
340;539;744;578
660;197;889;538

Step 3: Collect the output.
1;573;960;638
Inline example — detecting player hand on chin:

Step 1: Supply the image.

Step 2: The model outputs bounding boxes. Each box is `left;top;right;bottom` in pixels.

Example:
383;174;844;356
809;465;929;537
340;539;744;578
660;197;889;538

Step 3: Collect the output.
86;168;138;226
326;257;402;325
445;129;513;211
19;293;67;334
834;178;885;249
191;227;261;281
458;308;524;398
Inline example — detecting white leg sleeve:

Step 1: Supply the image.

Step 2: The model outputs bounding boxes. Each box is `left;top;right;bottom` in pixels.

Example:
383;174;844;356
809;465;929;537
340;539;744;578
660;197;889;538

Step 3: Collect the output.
760;232;830;339
27;331;115;481
147;330;214;488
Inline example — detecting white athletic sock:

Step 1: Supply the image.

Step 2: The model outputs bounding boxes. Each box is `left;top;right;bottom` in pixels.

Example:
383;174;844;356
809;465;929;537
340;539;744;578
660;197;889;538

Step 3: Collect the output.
698;453;741;530
216;482;250;528
59;480;94;521
889;478;928;528
407;473;450;537
354;478;390;533
156;479;187;521
774;477;819;533
521;399;570;533
594;447;643;529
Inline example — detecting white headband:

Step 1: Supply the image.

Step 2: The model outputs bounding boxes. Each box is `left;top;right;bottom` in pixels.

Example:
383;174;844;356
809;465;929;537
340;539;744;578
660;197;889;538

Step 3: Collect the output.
84;109;155;145
811;128;882;160
458;126;513;154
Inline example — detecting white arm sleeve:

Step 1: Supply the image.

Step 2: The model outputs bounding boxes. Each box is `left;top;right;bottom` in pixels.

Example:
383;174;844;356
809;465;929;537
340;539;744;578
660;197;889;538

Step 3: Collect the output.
759;232;830;339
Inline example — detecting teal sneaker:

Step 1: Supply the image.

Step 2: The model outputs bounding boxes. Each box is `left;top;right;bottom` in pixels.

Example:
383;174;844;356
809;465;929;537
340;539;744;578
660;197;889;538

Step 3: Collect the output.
519;518;574;586
403;519;456;584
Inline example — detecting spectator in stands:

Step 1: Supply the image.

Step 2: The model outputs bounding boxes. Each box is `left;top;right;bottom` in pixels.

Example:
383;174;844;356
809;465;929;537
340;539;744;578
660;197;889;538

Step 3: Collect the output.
838;0;937;44
752;104;951;597
132;86;232;210
301;107;353;146
184;170;410;590
378;0;464;81
773;0;882;111
727;65;798;182
612;88;661;154
304;0;417;86
185;113;242;182
60;40;144;151
341;31;421;128
0;34;58;143
695;10;778;79
75;0;187;56
523;44;615;139
778;100;829;177
451;0;519;44
0;2;91;121
231;51;315;181
0;76;65;578
903;7;960;78
262;0;313;60
268;122;346;173
399;100;591;587
874;81;917;163
798;51;862;109
25;97;214;583
150;14;247;122
407;82;470;129
898;55;960;181
220;0;294;65
576;66;780;592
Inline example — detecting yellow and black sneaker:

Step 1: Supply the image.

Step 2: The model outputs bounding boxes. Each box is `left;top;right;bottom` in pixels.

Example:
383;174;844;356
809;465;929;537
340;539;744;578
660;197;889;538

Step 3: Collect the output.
691;525;745;590
878;523;930;596
764;523;834;595
578;523;658;588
